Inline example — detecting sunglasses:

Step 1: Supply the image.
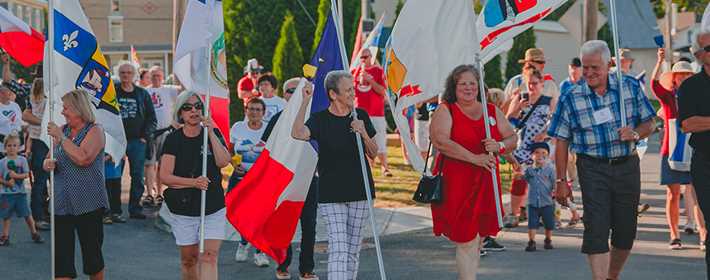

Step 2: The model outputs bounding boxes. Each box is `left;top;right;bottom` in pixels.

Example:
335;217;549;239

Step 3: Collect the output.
360;56;371;60
246;107;263;112
285;88;296;94
704;45;710;52
180;102;204;112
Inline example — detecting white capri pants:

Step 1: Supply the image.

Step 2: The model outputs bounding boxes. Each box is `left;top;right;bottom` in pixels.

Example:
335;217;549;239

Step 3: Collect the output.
370;117;388;155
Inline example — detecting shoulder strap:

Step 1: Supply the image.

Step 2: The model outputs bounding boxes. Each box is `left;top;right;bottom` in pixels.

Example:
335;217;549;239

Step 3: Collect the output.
515;98;544;131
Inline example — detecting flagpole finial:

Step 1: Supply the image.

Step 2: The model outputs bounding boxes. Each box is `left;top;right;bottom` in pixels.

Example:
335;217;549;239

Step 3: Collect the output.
303;64;317;79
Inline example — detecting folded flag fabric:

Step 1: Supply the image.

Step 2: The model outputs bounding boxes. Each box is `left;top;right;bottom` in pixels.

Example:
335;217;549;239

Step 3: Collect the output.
0;6;44;67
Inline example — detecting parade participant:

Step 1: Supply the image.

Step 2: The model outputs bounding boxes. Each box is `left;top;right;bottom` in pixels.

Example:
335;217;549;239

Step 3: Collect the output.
549;40;656;280
116;62;157;220
502;48;560;112
352;49;391;176
0;134;41;246
21;79;50;230
258;74;287;123
230;98;271;268
44;89;109;280
678;31;710;277
523;142;556;252
160;91;230;280
138;68;151;88
237;58;263;101
292;71;378;280
429;65;516;280
144;66;181;208
651;47;706;250
560;57;583;190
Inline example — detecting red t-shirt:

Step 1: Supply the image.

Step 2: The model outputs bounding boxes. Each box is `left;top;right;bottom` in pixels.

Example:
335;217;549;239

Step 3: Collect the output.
237;75;259;100
651;80;677;156
352;66;386;117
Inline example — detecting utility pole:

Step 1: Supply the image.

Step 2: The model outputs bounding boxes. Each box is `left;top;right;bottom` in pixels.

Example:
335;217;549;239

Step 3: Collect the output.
172;0;183;54
584;0;598;41
665;0;674;66
362;0;368;20
338;0;344;39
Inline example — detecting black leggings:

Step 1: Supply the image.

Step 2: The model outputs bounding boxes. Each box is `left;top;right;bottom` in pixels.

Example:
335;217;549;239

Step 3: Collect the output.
55;209;105;278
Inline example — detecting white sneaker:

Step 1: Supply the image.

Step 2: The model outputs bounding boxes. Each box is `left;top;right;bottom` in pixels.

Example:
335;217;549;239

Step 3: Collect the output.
254;252;270;267
235;243;249;262
701;241;707;252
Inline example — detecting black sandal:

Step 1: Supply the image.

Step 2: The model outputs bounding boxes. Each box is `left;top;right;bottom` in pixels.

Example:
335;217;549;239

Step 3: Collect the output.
0;235;9;246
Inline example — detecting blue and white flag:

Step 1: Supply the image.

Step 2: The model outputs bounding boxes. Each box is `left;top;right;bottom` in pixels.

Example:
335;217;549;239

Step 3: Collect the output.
350;14;385;70
42;0;126;161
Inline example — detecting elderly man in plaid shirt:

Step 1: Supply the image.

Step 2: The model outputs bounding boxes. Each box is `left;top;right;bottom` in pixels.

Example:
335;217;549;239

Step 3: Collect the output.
548;40;656;280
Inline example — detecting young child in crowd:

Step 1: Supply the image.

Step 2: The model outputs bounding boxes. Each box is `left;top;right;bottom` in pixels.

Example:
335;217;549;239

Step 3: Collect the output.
103;154;125;224
0;134;42;245
523;142;555;252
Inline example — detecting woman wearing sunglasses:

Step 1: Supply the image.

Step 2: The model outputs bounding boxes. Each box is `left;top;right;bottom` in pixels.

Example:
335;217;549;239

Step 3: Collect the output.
159;91;230;280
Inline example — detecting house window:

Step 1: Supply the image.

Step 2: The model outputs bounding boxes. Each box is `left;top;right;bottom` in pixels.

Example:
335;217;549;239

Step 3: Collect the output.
108;17;124;43
111;0;121;13
33;8;42;30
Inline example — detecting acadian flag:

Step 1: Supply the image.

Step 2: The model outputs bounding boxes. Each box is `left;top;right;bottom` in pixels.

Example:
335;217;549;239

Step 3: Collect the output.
350;14;386;70
385;0;478;172
174;0;230;142
226;11;344;264
0;6;44;67
478;0;569;62
42;0;126;161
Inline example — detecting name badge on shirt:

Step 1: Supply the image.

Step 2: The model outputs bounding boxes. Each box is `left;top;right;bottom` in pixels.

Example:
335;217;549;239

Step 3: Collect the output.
593;107;613;125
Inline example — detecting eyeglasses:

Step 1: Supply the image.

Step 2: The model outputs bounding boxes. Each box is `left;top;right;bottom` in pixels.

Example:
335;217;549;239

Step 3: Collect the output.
360;56;370;60
180;102;204;112
704;45;710;52
246;107;263;112
285;88;296;94
456;81;476;87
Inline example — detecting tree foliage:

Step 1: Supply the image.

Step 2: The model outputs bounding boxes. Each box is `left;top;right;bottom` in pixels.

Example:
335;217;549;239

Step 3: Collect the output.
273;11;305;94
652;0;708;19
505;29;537;79
484;55;504;89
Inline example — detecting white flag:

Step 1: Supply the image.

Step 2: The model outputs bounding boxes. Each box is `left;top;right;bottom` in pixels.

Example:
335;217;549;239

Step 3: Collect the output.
385;0;478;172
173;0;228;98
42;0;126;161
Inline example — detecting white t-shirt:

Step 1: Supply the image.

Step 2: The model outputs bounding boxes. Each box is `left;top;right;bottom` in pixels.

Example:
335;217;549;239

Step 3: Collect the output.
0;102;22;153
146;85;180;129
229;121;266;171
260;96;287;123
28;98;46;139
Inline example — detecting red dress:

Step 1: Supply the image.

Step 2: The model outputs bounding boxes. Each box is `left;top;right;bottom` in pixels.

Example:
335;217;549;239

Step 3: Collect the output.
431;102;504;243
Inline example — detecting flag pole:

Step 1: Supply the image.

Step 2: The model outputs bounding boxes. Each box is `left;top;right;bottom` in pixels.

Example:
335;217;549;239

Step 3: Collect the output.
198;0;214;254
329;1;387;279
47;0;56;278
475;55;504;229
608;0;628;129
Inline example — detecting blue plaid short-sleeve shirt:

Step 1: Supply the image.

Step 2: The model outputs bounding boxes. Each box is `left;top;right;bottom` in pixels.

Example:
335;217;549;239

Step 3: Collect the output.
548;73;655;158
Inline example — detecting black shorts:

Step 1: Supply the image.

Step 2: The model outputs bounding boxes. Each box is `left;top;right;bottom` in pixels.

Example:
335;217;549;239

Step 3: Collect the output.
55;209;105;278
577;154;641;254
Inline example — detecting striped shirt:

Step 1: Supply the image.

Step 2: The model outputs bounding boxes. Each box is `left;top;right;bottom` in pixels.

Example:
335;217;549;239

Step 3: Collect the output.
547;73;655;159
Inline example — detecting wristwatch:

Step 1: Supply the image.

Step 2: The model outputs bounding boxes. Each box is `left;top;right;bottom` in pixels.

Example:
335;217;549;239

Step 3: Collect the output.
632;130;640;141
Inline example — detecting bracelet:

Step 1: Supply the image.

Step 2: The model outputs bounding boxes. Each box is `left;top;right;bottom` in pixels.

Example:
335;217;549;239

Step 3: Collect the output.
555;178;566;183
498;141;506;154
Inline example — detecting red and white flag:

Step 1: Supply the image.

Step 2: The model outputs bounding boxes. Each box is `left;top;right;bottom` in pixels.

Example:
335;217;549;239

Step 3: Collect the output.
225;79;318;263
0;6;43;67
130;45;141;67
478;0;568;63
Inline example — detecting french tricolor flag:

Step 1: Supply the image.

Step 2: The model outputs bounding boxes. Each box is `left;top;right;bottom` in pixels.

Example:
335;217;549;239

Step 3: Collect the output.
0;6;44;67
225;11;344;263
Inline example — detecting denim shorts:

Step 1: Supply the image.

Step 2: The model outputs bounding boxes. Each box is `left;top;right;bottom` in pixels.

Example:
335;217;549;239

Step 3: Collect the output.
660;155;692;185
527;205;555;230
0;193;30;218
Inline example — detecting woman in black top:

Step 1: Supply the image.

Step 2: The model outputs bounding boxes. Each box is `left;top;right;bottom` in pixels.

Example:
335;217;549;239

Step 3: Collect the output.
292;70;378;279
159;91;230;280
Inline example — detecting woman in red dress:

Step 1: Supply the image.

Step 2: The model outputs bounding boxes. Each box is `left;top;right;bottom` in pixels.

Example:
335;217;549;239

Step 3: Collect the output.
430;65;517;280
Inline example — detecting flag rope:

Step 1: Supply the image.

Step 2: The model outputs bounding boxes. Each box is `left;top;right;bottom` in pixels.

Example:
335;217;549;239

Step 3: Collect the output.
329;0;387;279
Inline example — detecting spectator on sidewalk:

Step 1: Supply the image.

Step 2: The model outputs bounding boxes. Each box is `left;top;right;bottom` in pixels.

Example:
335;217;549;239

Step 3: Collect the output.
560;57;584;95
103;155;124;224
116;62;157;220
678;31;710;277
429;65;516;280
292;71;378;280
266;78;320;280
0;134;42;246
237;58;263;102
651;47;706;250
43;89;108;279
549;40;656;280
258;74;286;123
144;66;182;208
0;85;23;157
352;49;392;177
21;78;50;230
138;68;151;88
523;142;556;252
160;91;230;280
229;98;270;268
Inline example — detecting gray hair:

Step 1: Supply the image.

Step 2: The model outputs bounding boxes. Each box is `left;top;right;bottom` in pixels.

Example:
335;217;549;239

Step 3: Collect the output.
117;61;137;73
148;65;164;74
173;90;204;124
282;77;301;93
324;70;352;95
580;40;611;65
692;31;710;55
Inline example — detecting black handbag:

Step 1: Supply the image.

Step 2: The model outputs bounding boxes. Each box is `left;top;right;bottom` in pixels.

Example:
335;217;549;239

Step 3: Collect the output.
412;142;443;204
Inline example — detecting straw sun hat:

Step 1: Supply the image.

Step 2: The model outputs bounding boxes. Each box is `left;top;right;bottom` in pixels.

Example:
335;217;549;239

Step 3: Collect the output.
660;61;695;90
